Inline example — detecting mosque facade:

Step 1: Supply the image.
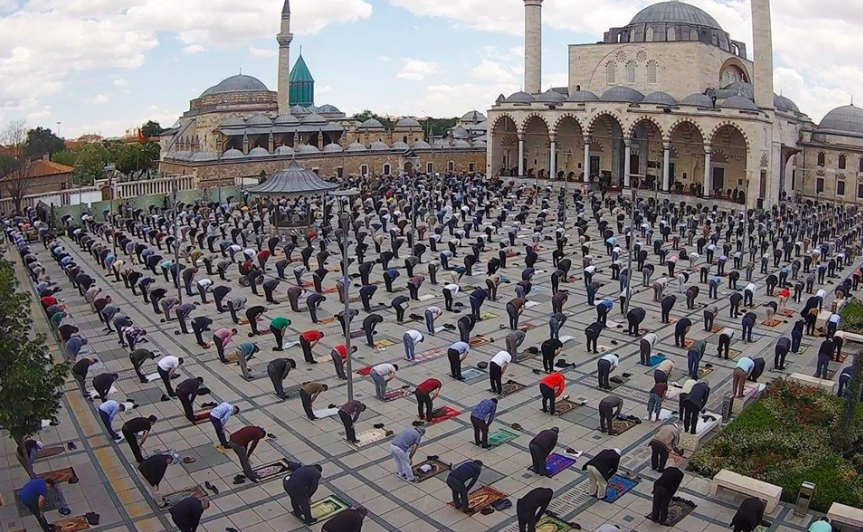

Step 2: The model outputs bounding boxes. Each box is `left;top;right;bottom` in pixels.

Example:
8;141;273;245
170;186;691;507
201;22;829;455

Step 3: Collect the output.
487;0;863;209
158;0;485;187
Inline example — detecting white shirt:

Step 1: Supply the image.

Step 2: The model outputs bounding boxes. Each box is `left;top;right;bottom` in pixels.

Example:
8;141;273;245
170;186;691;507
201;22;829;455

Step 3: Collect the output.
642;333;658;347
427;306;441;315
444;284;460;294
600;354;619;368
829;314;841;324
585;266;596;274
491;351;512;366
745;283;757;293
157;355;180;372
816;289;827;299
197;279;213;289
406;330;424;343
372;363;396;377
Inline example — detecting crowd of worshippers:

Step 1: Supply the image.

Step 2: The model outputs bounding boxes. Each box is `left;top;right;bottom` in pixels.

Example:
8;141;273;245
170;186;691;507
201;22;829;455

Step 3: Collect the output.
6;172;863;532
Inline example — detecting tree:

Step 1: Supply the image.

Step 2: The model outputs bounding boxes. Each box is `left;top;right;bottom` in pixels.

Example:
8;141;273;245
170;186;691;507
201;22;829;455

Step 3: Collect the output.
141;120;164;140
420;117;458;138
1;120;33;214
25;127;66;160
50;150;79;168
71;143;110;185
0;258;68;479
351;110;393;129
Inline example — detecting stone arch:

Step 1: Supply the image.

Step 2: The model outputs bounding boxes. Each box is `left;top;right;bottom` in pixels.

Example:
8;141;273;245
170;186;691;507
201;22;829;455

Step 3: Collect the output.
521;113;552;135
626;115;666;139
718;57;751;85
491;114;519;176
523;114;551;178
709;121;750;149
552;114;586;137
667;119;708;144
587;111;625;135
490;113;517;134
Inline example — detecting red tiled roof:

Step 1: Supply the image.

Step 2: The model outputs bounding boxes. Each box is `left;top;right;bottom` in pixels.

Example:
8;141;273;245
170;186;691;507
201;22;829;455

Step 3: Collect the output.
28;160;74;178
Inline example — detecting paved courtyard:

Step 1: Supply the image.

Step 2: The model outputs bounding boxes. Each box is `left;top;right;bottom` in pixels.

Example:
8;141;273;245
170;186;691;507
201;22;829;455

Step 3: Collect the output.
0;184;846;532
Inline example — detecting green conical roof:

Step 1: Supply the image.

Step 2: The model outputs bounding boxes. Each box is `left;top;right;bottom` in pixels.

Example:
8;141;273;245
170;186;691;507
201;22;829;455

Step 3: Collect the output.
289;55;314;83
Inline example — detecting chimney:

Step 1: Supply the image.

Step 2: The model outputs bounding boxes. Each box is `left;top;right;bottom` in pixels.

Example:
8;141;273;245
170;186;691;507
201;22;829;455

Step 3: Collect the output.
524;0;543;94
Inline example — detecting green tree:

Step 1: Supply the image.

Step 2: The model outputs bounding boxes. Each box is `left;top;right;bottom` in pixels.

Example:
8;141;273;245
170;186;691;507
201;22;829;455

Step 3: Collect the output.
351;110;393;129
141;120;164;139
50;150;80;167
25;127;66;159
71;143;110;185
420;117;458;138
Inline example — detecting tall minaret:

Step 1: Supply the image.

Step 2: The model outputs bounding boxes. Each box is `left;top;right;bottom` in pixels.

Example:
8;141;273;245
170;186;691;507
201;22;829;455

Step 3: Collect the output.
277;0;294;115
751;0;774;109
524;0;543;94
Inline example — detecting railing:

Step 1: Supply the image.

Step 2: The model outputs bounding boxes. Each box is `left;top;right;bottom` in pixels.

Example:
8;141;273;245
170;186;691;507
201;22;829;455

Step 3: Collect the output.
0;187;101;213
113;175;194;198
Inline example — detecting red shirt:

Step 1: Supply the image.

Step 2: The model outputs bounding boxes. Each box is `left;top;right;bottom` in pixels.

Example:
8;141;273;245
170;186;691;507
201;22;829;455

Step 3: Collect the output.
41;296;57;307
257;250;270;260
417;379;441;394
229;426;265;447
334;345;347;359
779;288;790;298
301;331;324;342
540;373;565;392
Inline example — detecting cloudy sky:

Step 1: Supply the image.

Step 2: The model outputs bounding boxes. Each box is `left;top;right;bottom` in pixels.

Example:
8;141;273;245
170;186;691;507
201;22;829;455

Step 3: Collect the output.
0;0;857;137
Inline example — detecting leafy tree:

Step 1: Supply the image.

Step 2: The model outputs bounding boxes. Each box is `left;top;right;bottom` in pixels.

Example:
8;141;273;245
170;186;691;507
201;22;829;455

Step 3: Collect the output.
351;109;393;129
1;120;33;213
71;143;110;185
420;117;458;138
50;150;79;167
25;127;66;159
141;120;164;139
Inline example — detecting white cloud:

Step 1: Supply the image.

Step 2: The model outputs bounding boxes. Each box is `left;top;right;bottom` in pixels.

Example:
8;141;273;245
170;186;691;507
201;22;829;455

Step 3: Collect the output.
472;59;518;85
27;106;51;121
248;45;277;59
84;94;110;105
396;58;443;81
182;44;206;55
378;55;393;62
112;77;129;87
318;85;334;94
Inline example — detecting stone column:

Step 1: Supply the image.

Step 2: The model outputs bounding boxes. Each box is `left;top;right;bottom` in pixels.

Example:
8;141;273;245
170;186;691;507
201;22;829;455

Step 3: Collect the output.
524;0;543;94
583;136;591;183
751;0;774;110
623;138;632;189
704;146;712;198
662;142;671;192
518;135;525;177
276;1;294;115
549;138;557;180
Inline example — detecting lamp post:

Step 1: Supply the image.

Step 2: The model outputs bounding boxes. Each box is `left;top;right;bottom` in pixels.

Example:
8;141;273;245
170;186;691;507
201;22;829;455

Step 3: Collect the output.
331;189;360;401
104;163;117;253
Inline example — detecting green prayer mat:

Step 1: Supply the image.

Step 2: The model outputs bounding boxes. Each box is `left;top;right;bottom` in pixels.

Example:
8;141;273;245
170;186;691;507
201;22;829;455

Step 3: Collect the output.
536;515;572;532
311;495;350;521
488;428;520;447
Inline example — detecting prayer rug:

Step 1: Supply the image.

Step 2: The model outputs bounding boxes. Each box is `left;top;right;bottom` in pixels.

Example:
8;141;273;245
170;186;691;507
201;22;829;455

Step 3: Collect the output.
611;418;638;435
447;485;507;513
310;495;350;521
528;453;577;477
351;428;390;448
418;294;436;302
779;309;796;317
518;323;537;332
668;317;679;325
682;338;695;349
500;381;527;396
253;459;291;481
525;301;542;309
52;516;90;532
727;349;743;361
319;316;338;325
350;330;365;339
554;400;583;416
754;526;769;532
559;335;575;344
762;319;783;327
664;498;697;526
649;354;666;367
163;485;207;508
35;446;65;459
214;444;231;454
425;406;460;426
374;338;397;349
597;376;629;391
837;352;849;363
88;386;117;400
605;475;639;503
385;388;410;401
39;467;77;484
488;428;520;447
666;453;687;468
312;408;339;419
711;325;724;334
414;347;446;363
412;458;451;482
322;286;339;295
15;485;65;514
192;410;211;425
535;515;573;532
356;367;372;376
480;313;500;321
461;368;486;381
469;337;490;347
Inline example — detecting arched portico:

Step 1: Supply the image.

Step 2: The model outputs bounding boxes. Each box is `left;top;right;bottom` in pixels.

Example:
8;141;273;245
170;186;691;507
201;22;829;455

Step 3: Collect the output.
491;115;519;176
710;123;749;204
523;115;551;179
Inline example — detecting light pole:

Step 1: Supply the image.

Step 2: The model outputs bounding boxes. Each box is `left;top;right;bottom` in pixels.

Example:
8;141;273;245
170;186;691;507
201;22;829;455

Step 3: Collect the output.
104;163;117;253
331;189;360;401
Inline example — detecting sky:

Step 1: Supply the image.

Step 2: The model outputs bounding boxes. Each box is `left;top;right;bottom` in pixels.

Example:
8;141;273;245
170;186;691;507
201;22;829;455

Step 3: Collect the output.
0;0;858;138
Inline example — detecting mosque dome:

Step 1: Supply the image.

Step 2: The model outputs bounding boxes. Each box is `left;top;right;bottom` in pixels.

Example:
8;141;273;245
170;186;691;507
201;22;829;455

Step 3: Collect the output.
819;105;863;135
201;75;269;98
322;143;343;153
629;1;722;30
412;140;432;149
567;90;599;102
453;140;472;149
391;141;410;150
601;86;645;103
345;142;368;152
506;92;534;104
290;105;310;115
245;114;273;126
220;116;247;128
249;147;270;157
316;104;341;114
359;118;385;129
302;113;327;124
535;90;566;104
370;141;390;151
222;149;245;159
462;111;487;122
642;92;678;106
396;117;421;128
191;151;217;162
274;114;300;125
774;94;800;114
297;144;320;154
680;93;714;107
715;81;755;100
472;140;487;148
721;95;759;111
434;139;452;149
275;145;295;156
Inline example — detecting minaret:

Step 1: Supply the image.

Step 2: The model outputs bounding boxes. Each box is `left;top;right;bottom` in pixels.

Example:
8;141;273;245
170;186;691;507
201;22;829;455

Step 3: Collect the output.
277;0;294;115
751;0;774;109
524;0;543;94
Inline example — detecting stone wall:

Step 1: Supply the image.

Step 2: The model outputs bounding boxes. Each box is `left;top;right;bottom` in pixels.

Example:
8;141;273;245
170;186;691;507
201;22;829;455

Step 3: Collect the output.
798;142;863;204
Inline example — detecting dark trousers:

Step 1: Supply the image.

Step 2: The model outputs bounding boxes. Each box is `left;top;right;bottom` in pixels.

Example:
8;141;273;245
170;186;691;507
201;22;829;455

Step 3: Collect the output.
214;335;226;362
287;488;313;524
598;359;611;388
774;348;787;370
517;502;544;532
339;410;356;443
540;383;556;414
448;349;463;379
529;442;549;476
650;440;669;471
123;427;144;462
471;416;489;446
268;366;287;398
271;326;284;350
26;500;52;532
490;362;503;394
651;485;673;524
416;390;433;420
300;389;315;419
682;400;700;434
816;356;830;379
157;366;175;396
586;333;598;353
599;404;614;434
210;416;228;446
447;476;470;512
300;337;314;363
178;393;196;421
542;351;555;372
507;304;519;330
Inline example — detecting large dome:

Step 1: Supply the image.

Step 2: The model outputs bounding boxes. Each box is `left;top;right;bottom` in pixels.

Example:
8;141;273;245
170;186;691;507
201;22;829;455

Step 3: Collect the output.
630;1;722;30
200;75;269;98
819;105;863;135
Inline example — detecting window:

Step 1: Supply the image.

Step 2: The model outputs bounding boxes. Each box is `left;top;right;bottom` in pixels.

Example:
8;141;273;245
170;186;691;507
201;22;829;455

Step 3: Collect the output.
383;163;391;175
360;164;368;176
839;155;847;169
403;136;408;143
858;183;863;199
646;27;654;41
337;167;344;178
427;162;433;173
469;162;476;172
817;177;824;193
690;29;698;41
448;161;455;172
667;28;676;41
647;61;658;84
606;62;616;84
626;61;636;84
860;158;863;172
837;180;846;196
817;152;825;166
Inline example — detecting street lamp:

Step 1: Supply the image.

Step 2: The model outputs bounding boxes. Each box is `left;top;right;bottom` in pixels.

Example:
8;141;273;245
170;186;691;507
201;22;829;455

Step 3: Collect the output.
104;163;117;253
331;188;360;401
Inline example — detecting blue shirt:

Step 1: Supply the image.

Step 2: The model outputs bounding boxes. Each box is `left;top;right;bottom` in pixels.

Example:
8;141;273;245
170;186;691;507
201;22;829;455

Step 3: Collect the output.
99;400;120;421
736;357;755;373
19;478;48;505
392;428;423;451
472;399;497;425
210;402;233;424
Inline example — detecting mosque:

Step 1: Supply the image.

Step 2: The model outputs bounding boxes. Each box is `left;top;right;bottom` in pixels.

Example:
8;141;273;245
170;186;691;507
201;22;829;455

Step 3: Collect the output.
487;0;863;208
157;0;486;186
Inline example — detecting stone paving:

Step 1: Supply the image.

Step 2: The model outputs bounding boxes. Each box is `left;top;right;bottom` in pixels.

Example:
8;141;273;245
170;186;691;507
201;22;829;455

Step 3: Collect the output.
0;189;848;532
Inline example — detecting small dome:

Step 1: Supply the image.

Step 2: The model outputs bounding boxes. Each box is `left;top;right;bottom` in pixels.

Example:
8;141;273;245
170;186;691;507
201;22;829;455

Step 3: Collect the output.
721;95;759;111
819;105;863;135
461;110;487;122
495;94;506;104
245;114;272;126
222;148;245;159
274;114;300;125
396;117;421;128
453;140;472;149
359;118;385;129
434;139;451;149
297;144;320;154
370;141;390;151
220;116;246;128
316;104;341;114
601;86;645;103
191;151;217;162
451;126;469;139
290;105;310;115
322;143;343;153
412;140;432;149
345;142;367;152
302;113;327;124
642;92;678;106
535;90;566;104
774;94;800;113
249;147;270;157
715;81;754;101
629;1;722;30
391;141;409;150
171;150;192;160
472;140;487;148
567;90;599;102
506;91;534;104
681;93;714;107
200;74;269;98
275;145;295;156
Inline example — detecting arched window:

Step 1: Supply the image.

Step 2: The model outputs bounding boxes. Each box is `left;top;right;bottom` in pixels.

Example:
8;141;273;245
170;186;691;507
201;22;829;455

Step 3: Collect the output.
859;158;863;172
448;161;455;172
839;154;847;169
646;27;654;41
690;29;699;41
626;61;636;84
606;62;616;84
383;164;391;175
667;28;676;41
360;164;369;176
427;162;433;173
647;61;658;84
469;162;476;172
403;136;408;143
817;152;825;167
